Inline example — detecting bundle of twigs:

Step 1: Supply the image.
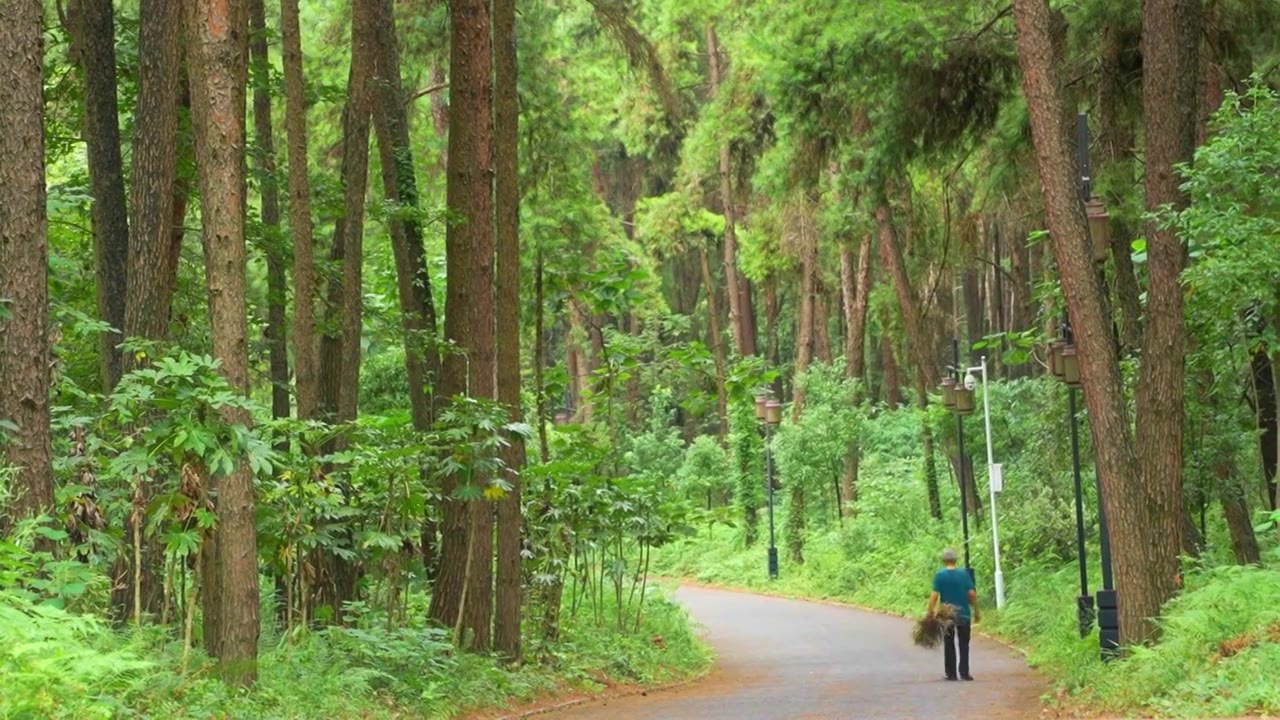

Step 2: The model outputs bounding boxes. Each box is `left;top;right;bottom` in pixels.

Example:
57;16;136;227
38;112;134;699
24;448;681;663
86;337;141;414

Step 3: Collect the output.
912;603;959;649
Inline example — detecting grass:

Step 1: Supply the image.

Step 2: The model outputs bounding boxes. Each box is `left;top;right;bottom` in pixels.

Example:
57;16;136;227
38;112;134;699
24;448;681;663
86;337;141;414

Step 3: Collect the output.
0;586;711;719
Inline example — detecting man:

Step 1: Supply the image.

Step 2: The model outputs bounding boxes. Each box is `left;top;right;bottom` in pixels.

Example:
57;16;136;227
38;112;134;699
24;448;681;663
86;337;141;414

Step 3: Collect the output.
926;547;980;681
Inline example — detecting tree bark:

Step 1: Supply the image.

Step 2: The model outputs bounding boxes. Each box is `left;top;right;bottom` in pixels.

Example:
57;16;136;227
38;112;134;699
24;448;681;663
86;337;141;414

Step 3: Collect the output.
1099;21;1144;353
1253;350;1278;510
877;203;936;389
699;248;730;440
0;0;54;528
493;0;523;661
249;0;290;422
706;24;754;358
281;0;319;421
1013;0;1193;645
792;199;818;418
814;279;834;365
369;0;440;433
67;0;129;392
185;0;259;683
839;235;873;508
428;0;496;652
766;275;783;399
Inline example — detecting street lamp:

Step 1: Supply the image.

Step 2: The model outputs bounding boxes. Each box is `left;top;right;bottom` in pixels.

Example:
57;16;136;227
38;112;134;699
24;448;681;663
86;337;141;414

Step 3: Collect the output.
1076;113;1120;660
756;393;781;579
963;357;1005;609
1055;318;1093;637
947;339;974;583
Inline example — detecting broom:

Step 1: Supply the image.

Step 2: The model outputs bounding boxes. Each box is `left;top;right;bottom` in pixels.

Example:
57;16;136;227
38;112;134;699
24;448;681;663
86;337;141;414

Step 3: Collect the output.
912;603;959;649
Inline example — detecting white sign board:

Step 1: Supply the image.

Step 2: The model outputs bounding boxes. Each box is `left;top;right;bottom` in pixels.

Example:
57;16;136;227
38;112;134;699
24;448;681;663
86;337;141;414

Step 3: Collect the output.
990;463;1004;493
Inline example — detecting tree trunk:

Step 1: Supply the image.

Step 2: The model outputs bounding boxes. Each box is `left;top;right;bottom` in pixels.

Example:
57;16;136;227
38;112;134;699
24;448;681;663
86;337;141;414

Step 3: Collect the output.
1099;22;1144;353
369;0;440;432
881;328;901;409
249;0;290;423
1253;350;1278;510
699;248;730;440
1217;459;1261;565
792;199;818;418
185;0;259;683
706;24;754;358
1013;0;1192;645
877;203;936;389
766;275;783;399
814;279;834;365
840;235;873;508
67;0;129;392
0;0;54;529
281;0;319;421
493;0;523;661
428;0;496;652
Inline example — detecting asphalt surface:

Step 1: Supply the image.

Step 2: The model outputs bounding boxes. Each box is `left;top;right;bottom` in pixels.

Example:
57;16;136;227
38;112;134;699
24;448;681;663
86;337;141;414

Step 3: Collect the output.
545;585;1043;720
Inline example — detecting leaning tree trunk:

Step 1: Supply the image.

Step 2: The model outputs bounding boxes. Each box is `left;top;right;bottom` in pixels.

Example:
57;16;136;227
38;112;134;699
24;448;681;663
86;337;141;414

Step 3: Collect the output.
428;0;496;653
249;0;290;423
281;0;319;421
0;0;54;530
186;0;259;684
68;0;129;392
1013;0;1194;645
792;198;818;418
492;0;523;661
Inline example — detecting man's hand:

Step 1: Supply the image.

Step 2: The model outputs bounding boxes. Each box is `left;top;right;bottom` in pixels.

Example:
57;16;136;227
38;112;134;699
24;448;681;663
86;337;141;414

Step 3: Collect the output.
972;608;981;624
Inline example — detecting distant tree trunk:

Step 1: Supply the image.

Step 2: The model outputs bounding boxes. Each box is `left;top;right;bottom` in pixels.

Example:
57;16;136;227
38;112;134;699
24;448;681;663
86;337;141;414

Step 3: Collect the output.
699;248;730;440
1253;350;1278;510
814;280;834;365
881;329;901;409
428;0;496;652
1013;0;1196;644
111;0;183;624
1217;457;1261;565
493;0;523;661
0;0;54;530
281;0;319;421
766;275;783;399
1099;21;1144;353
186;0;259;684
840;235;872;508
67;0;129;392
249;0;290;422
370;0;439;433
706;25;753;358
792;199;818;418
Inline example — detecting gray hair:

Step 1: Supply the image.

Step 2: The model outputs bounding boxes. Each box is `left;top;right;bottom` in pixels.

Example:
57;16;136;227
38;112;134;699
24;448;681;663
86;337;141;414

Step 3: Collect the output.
941;548;958;563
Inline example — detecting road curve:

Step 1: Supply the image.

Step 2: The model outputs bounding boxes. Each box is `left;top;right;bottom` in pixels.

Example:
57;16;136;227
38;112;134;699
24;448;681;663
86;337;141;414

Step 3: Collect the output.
546;585;1043;720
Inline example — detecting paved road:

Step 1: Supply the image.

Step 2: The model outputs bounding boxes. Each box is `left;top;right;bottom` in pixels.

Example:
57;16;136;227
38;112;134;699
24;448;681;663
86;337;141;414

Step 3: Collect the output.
546;585;1043;720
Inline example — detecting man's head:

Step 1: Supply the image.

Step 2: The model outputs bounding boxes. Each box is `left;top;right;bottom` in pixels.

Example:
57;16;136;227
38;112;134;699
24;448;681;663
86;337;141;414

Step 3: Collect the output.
941;548;958;567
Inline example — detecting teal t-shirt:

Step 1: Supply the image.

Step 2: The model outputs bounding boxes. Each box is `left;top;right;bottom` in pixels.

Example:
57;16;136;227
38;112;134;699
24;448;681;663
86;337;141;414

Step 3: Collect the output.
933;567;974;622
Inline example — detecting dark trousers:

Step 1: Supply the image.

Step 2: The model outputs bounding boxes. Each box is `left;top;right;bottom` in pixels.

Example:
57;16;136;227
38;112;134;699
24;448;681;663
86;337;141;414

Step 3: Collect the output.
943;621;971;678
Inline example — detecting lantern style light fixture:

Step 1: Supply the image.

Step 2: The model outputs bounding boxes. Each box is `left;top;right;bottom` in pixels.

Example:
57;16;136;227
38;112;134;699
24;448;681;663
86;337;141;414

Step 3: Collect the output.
1060;345;1081;387
1085;196;1111;263
1049;341;1065;379
765;399;783;426
954;383;976;414
754;394;768;422
941;377;957;409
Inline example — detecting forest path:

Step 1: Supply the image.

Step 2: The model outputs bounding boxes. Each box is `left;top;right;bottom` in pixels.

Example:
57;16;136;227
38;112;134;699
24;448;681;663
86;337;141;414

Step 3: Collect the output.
543;584;1044;719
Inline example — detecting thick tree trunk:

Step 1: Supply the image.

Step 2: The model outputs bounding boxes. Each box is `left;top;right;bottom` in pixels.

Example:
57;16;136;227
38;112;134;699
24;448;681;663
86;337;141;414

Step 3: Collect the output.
282;0;319;421
428;0;496;652
249;0;290;422
1217;459;1261;565
699;248;730;440
0;0;54;528
68;0;129;392
186;0;259;683
877;203;936;389
814;280;834;365
493;0;523;661
1013;0;1193;645
1253;350;1278;510
881;327;902;409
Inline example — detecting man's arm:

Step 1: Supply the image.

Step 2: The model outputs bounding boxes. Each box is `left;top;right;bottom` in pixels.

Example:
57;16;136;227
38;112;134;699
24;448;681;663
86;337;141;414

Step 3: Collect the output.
927;591;939;617
968;589;980;622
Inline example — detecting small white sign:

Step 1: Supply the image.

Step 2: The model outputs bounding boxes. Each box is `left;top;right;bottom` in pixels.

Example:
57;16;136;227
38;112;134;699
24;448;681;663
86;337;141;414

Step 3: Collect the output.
990;463;1004;493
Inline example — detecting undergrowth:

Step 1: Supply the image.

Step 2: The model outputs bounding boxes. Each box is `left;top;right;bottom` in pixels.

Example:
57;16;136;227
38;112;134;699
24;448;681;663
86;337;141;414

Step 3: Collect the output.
0;586;710;719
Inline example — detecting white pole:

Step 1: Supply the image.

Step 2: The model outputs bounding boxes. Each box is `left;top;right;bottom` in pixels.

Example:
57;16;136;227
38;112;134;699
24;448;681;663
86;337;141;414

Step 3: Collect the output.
981;356;1006;609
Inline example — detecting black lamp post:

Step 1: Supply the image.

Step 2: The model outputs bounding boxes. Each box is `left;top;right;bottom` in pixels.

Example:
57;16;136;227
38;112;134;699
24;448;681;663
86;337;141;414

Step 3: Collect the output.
1054;317;1094;637
946;338;975;583
1074;113;1120;660
756;394;781;579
